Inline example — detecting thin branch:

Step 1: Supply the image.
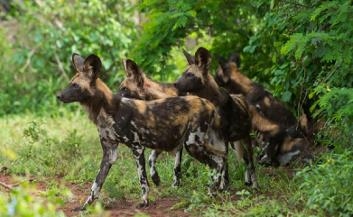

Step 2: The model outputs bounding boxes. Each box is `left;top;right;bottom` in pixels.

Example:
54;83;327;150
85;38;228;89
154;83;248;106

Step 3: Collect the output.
0;181;13;190
19;47;38;73
55;53;69;80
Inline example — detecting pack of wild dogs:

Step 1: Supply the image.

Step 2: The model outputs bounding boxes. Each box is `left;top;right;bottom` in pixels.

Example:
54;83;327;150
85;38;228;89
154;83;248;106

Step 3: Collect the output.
57;47;312;210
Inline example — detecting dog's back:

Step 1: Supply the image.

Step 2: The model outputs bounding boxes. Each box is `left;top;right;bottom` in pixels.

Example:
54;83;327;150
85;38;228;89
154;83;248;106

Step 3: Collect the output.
112;95;220;151
119;59;178;100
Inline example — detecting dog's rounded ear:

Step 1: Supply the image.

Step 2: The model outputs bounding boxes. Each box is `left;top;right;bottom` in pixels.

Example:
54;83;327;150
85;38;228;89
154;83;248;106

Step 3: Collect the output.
183;49;195;65
216;65;229;84
72;53;85;72
217;56;227;71
195;47;211;72
123;59;140;77
229;53;241;68
123;59;144;87
84;54;102;81
216;56;230;83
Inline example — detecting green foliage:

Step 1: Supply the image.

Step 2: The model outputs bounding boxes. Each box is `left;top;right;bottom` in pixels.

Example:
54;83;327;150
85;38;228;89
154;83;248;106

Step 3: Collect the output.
314;87;353;124
132;0;353;153
1;1;353;215
0;0;134;115
308;86;353;148
131;0;261;79
295;151;353;216
0;183;65;217
12;122;86;176
243;0;353;105
0;113;309;216
132;0;352;118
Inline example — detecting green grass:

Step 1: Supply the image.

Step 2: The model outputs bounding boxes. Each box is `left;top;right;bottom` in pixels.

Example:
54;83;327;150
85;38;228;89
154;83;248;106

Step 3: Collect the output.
1;111;351;216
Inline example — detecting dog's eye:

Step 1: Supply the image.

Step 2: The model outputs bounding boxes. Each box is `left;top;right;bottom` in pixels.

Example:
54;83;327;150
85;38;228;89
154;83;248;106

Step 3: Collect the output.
186;73;194;77
121;87;128;91
72;83;79;88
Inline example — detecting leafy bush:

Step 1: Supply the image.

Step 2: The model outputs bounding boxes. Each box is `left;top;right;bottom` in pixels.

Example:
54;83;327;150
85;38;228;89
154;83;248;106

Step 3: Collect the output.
131;1;260;79
0;0;135;115
295;151;353;216
11;121;89;176
131;0;352;116
131;0;353;153
311;87;353;148
0;184;65;217
242;0;353;104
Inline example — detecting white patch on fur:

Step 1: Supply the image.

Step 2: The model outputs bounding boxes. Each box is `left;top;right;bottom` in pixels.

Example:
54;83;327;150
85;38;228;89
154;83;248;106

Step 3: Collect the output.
174;151;182;167
122;136;129;142
109;148;118;164
133;131;140;143
185;127;204;146
207;130;227;155
149;152;157;177
219;164;227;190
140;127;150;135
278;150;300;165
121;97;131;103
173;150;182;186
210;155;224;166
131;121;137;128
91;182;100;198
135;155;149;203
244;170;250;184
260;153;268;162
133;146;144;155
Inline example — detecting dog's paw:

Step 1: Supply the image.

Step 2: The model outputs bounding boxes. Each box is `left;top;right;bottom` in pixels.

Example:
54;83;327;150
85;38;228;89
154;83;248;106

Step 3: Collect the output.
136;201;149;209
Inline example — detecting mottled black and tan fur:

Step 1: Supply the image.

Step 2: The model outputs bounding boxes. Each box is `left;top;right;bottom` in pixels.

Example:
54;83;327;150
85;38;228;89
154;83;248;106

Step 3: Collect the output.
119;59;181;187
175;47;258;189
216;55;311;166
57;54;228;210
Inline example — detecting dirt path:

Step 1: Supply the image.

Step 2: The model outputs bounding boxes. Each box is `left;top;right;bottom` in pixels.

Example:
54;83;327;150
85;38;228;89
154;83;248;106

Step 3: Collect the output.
0;173;189;217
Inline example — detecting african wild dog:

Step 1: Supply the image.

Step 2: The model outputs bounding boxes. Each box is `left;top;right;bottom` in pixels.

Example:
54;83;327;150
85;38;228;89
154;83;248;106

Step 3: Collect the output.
216;54;311;166
119;59;181;186
119;59;182;187
119;59;256;189
57;53;229;210
175;47;258;189
119;60;178;100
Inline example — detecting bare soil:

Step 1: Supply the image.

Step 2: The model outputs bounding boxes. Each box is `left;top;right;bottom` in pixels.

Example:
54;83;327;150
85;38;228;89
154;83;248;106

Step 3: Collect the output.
0;172;189;217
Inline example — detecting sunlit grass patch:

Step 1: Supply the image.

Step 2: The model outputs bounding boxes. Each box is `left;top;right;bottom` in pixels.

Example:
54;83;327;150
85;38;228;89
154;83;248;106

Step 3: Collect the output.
0;113;343;216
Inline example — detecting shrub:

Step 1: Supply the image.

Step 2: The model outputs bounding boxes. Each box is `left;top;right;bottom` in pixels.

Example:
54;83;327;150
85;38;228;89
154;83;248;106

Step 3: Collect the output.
0;0;135;115
0;183;65;217
295;151;353;216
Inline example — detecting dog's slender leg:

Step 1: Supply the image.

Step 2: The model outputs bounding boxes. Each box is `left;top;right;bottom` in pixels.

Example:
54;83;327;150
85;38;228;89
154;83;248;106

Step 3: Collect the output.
267;136;281;167
184;141;226;194
216;156;227;191
132;145;149;208
231;141;244;162
199;152;226;194
242;135;258;189
235;140;251;186
81;144;117;210
148;150;162;186
221;142;230;190
172;146;183;187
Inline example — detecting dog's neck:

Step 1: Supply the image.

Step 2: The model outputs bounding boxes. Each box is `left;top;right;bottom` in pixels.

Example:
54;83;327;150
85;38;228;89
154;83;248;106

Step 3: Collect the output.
143;75;178;99
198;75;228;106
229;64;253;95
81;78;114;124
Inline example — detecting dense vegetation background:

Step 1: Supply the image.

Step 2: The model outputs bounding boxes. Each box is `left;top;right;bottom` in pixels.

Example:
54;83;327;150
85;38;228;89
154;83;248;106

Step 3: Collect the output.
0;0;352;216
